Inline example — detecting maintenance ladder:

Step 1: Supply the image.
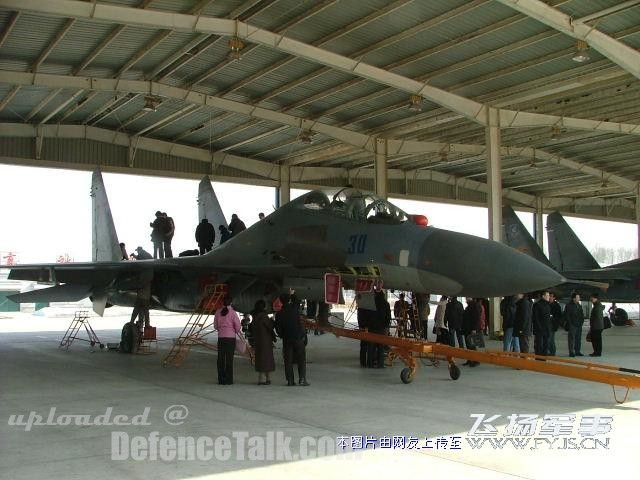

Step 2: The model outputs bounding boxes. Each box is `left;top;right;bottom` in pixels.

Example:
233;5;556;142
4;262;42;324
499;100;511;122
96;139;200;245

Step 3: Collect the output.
59;310;104;351
162;284;227;367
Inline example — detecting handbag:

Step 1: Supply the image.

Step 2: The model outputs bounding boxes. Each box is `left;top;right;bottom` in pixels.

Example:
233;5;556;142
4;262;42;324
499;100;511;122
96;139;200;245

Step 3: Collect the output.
586;330;592;342
603;316;612;330
465;332;485;349
235;335;248;354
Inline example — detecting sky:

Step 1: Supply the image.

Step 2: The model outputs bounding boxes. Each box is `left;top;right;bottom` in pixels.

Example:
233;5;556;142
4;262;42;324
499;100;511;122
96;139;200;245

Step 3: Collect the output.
0;165;637;265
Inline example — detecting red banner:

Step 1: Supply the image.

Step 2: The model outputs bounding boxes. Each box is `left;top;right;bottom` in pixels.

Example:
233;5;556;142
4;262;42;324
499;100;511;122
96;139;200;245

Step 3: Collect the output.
324;273;342;304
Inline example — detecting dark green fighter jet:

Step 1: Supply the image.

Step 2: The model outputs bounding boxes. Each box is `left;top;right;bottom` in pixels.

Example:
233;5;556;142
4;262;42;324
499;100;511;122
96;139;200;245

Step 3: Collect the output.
4;172;564;314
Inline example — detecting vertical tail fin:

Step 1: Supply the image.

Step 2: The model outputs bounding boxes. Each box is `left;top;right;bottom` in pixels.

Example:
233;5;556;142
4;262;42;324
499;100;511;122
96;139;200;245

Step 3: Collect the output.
502;205;554;268
198;176;228;247
90;169;121;262
546;211;600;271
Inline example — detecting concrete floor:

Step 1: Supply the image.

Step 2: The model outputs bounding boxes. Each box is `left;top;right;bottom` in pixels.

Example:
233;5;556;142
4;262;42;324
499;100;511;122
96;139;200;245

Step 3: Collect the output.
1;309;639;479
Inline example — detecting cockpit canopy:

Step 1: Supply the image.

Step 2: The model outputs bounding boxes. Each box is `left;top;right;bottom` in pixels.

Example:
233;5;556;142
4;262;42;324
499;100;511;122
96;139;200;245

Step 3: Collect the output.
295;188;409;225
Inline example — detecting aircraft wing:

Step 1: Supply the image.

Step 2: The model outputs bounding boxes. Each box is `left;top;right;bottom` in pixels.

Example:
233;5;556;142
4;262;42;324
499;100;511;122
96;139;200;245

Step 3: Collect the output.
561;268;633;282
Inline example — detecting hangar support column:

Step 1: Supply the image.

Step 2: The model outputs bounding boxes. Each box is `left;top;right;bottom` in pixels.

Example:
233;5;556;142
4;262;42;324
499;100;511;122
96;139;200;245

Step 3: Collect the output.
534;196;544;251
277;164;290;208
374;138;388;199
486;107;502;335
637;187;640;257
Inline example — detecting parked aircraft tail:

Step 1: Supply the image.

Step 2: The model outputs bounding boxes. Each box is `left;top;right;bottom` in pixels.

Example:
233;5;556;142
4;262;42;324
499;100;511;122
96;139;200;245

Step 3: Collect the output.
90;169;122;314
198;176;228;247
547;211;600;271
502;206;553;268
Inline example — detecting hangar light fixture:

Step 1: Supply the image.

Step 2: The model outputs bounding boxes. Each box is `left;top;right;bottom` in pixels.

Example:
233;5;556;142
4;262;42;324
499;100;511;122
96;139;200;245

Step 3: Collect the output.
142;95;160;112
408;94;423;112
228;36;245;61
572;40;590;63
299;129;314;144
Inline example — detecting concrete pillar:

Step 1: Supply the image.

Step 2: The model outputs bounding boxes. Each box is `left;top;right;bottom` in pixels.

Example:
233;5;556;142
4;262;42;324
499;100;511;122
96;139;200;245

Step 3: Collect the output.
278;164;290;207
485;107;502;335
534;196;544;251
637;187;640;257
374;138;387;199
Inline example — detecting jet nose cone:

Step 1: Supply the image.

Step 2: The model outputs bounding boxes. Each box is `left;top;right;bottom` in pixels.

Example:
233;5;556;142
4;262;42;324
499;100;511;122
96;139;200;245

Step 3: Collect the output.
419;229;564;297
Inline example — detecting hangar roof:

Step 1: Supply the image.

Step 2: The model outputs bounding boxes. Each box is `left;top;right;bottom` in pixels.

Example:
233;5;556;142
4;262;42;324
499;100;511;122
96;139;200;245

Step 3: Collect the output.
0;0;639;221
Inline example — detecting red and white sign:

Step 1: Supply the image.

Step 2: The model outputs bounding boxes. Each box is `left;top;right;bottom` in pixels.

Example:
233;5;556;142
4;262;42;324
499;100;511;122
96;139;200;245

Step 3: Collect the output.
324;273;342;304
354;278;384;292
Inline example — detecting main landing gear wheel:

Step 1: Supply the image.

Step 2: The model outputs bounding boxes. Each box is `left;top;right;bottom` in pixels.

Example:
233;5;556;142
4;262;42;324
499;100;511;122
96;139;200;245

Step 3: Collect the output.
448;363;461;380
400;367;414;384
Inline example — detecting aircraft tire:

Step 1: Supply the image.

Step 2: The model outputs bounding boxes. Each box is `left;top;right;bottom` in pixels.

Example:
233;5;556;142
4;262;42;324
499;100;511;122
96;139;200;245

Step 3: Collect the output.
449;363;461;380
613;308;628;326
400;367;414;384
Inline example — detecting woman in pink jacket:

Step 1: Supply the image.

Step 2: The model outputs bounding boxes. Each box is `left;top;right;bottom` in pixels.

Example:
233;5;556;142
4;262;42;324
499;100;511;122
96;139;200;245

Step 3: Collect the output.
214;296;241;384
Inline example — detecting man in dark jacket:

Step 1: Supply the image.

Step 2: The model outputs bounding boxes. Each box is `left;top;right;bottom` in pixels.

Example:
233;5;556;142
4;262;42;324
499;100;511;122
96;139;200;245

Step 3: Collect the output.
219;225;231;244
445;297;465;348
150;211;165;259
356;307;374;367
275;293;309;386
162;212;175;258
532;291;552;356
500;295;519;352
548;292;563;356
589;293;605;357
228;214;247;237
564;292;584;357
514;294;533;353
133;246;153;260
368;291;391;368
462;298;482;366
195;218;215;254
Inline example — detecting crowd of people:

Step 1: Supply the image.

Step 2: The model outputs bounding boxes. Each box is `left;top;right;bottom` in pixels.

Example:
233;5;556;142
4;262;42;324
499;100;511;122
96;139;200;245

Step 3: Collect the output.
120;211;256;262
213;291;311;386
500;291;608;358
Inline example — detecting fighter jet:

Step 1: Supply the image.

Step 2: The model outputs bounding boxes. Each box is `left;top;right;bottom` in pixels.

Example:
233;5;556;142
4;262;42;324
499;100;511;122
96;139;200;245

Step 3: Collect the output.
502;205;638;304
547;211;640;303
3;172;563;314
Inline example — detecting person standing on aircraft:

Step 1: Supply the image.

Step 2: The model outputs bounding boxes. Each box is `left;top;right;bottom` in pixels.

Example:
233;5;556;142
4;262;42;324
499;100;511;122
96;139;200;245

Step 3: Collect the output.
219;225;231;244
564;292;584;357
258;212;265;220
462;298;482;366
276;293;309;386
229;214;247;237
150;211;165;259
162;212;175;258
445;296;465;348
548;292;563;356
500;295;519;352
119;242;128;261
589;293;605;357
515;293;533;353
433;296;448;344
195;218;215;254
214;296;241;385
250;299;275;385
133;246;153;260
532;291;552;356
